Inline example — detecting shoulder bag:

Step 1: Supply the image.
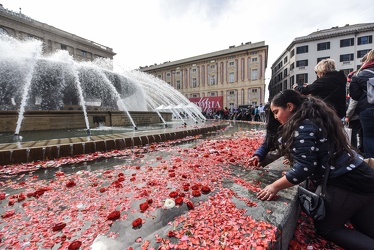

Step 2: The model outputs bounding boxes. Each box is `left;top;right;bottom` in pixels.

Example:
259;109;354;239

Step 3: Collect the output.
298;165;330;221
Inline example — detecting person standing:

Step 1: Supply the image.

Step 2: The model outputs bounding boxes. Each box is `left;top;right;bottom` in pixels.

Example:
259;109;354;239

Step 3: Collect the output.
293;59;346;119
257;89;374;249
349;49;374;158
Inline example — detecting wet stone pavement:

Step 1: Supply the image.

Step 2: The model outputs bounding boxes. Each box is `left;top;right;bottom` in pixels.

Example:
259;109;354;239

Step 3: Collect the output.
0;122;300;250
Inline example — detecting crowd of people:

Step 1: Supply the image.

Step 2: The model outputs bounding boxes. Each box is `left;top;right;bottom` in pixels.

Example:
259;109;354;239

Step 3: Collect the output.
250;50;374;249
203;102;270;122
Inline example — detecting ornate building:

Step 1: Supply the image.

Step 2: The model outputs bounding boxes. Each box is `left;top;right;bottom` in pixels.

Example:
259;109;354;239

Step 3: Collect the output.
0;4;116;63
139;41;268;113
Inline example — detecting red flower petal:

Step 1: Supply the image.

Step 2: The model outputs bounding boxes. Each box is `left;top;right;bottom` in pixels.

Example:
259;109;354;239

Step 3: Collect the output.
68;240;82;250
52;222;67;231
168;231;176;237
175;197;183;205
107;211;121;220
192;190;201;197
139;202;149;212
169;191;178;198
132;218;143;228
201;186;211;194
66;180;76;188
186;201;194;210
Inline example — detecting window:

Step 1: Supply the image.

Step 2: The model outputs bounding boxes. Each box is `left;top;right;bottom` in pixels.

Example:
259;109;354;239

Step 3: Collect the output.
229;91;235;95
209;92;216;96
296;74;308;84
229;72;235;83
251;89;258;93
358;35;372;45
357;49;371;59
340;38;354;47
192;94;198;97
209;76;216;85
296;60;308;67
340;54;354;62
61;44;67;50
251;69;258;80
252;58;257;62
176;72;180;75
210;65;215;69
192;78;197;88
81;50;87;57
284;56;288;63
290;63;295;70
317;56;330;63
284;68;288;77
229;62;235;66
167;73;171;76
290;49;295;58
157;75;162;79
296;45;308;54
192;68;197;72
176;80;181;90
317;42;330;51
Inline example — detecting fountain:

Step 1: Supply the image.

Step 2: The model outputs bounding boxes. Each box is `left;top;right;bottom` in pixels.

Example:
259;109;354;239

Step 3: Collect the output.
0;33;206;140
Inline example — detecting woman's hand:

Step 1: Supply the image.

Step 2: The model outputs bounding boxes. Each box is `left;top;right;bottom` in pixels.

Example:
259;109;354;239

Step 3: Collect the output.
257;184;278;201
248;155;260;168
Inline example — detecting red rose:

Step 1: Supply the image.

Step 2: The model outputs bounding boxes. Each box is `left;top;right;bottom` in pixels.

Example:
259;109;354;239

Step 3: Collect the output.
181;174;188;179
191;184;200;190
132;218;143;228
52;222;67;231
186;201;194;210
118;172;124;177
139;202;149;212
168;231;176;237
201;186;211;194
68;240;82;250
135;166;141;170
169;191;178;198
175;197;183;205
66;180;76;188
118;177;125;182
0;193;6;200
8;200;15;206
183;185;189;191
99;187;106;193
147;199;153;204
179;193;185;198
130;177;136;181
192;190;201;197
169;173;176;177
107;211;121;220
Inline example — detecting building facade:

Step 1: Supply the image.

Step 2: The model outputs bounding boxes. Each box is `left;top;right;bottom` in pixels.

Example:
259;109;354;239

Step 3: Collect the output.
140;41;268;113
269;23;374;100
0;4;116;63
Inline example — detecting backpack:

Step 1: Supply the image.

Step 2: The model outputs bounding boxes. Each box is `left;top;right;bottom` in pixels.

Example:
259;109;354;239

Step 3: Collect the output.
363;69;374;104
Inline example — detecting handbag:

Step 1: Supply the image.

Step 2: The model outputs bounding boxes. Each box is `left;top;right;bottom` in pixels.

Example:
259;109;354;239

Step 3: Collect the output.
298;165;330;221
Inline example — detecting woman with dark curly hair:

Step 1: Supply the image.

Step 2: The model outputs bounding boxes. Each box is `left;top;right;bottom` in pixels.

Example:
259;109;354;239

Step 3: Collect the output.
257;89;374;249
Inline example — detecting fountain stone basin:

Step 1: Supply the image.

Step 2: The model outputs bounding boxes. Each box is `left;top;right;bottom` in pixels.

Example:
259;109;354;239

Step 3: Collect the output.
0;110;172;133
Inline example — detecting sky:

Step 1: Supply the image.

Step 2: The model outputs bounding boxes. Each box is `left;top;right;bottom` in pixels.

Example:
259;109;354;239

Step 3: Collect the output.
1;0;373;83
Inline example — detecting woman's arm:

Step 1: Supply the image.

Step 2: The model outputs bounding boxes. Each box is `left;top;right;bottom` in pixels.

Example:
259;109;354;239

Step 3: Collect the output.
257;175;294;200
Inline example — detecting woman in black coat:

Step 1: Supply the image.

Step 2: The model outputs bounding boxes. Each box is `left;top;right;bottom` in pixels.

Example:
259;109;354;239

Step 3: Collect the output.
293;59;347;119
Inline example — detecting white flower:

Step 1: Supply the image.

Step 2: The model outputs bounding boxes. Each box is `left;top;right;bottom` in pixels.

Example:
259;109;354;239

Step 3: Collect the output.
163;199;175;209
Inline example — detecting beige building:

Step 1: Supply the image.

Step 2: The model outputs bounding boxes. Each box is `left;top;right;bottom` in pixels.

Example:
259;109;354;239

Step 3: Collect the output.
0;4;115;63
140;41;268;113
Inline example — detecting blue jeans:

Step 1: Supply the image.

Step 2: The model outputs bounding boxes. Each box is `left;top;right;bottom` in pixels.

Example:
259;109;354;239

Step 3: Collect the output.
359;108;374;158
